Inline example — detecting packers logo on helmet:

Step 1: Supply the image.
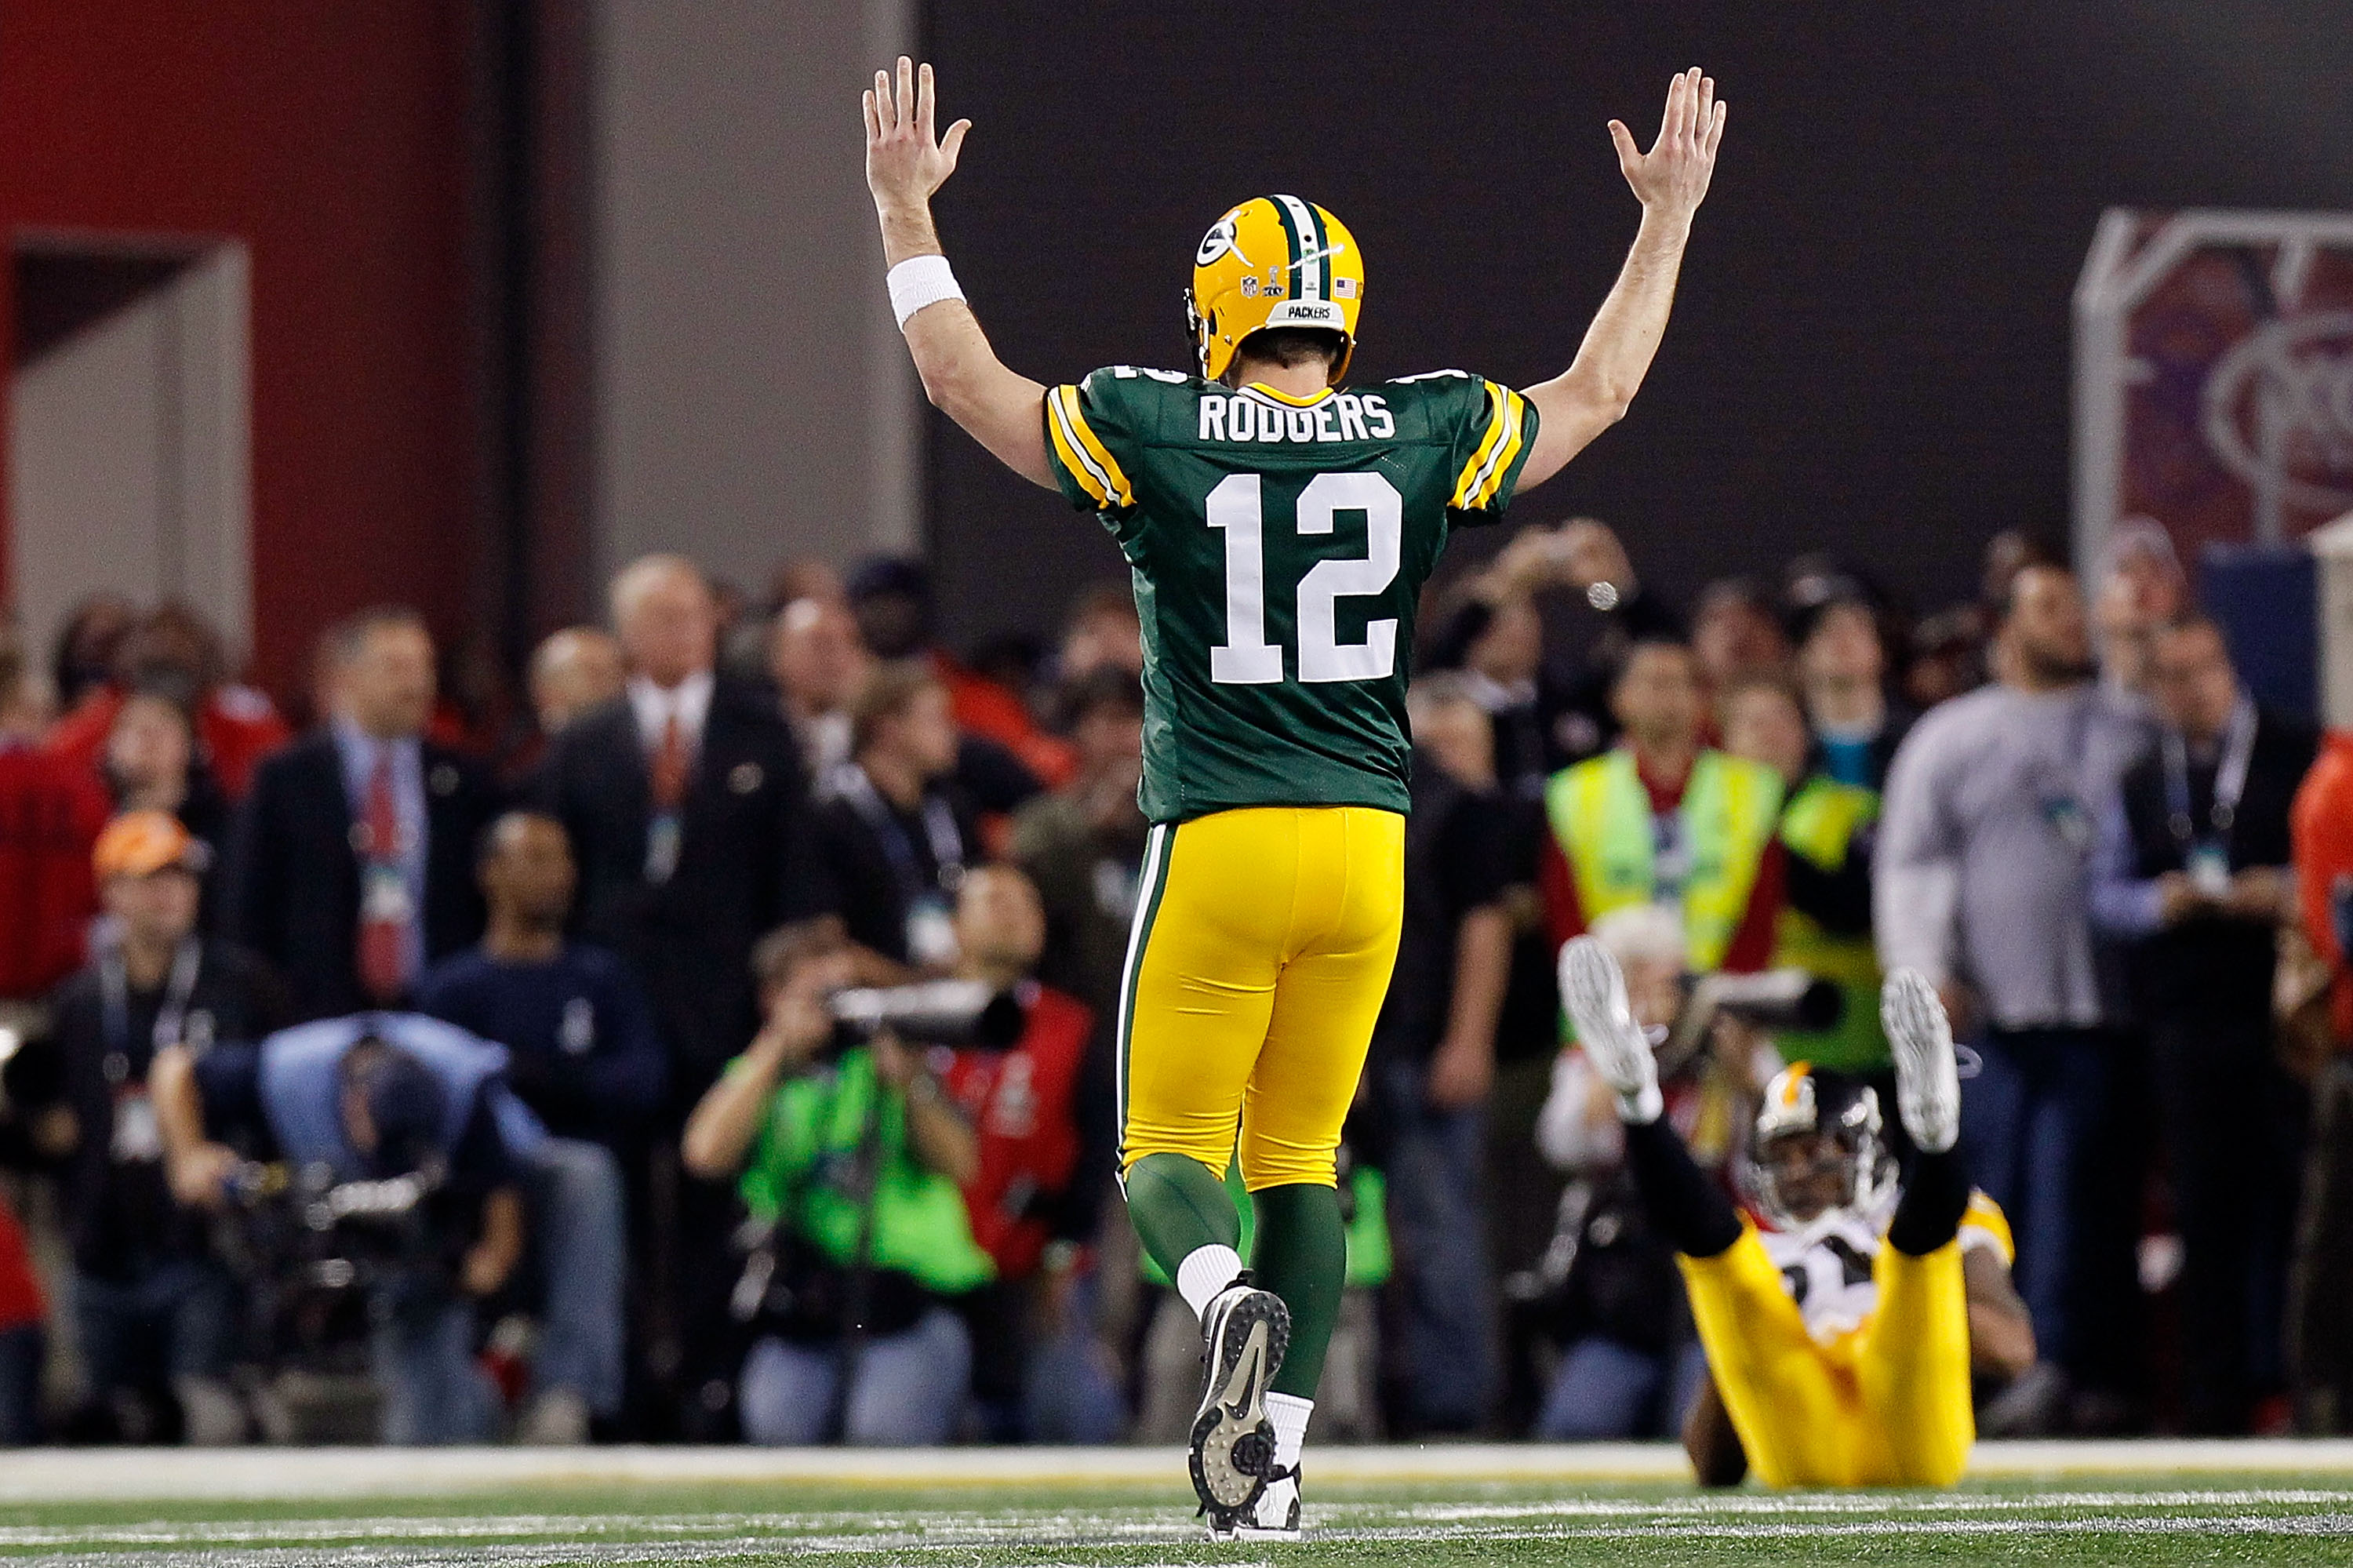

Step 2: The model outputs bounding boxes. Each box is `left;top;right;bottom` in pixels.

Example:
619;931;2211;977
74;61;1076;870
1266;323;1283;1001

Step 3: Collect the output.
1185;195;1364;384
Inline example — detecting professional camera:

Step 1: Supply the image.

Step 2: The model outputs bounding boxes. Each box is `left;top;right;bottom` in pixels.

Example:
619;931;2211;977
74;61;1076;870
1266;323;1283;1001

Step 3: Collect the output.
223;1158;457;1298
827;979;1026;1050
1655;968;1842;1078
211;1159;464;1443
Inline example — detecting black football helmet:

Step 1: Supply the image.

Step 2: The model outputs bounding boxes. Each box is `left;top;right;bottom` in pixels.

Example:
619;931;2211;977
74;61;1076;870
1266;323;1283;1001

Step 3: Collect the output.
1742;1062;1898;1228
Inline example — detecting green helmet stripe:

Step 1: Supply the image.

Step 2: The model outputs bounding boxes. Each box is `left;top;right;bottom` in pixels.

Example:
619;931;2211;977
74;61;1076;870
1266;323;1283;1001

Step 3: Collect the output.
1268;195;1306;303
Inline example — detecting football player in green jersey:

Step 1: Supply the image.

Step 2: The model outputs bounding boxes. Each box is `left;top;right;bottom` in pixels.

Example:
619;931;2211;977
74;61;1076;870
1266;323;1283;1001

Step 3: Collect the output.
865;56;1726;1537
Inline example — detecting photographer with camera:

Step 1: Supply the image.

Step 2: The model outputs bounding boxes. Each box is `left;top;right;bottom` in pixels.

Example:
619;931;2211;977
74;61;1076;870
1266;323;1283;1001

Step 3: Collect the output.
1531;905;1781;1439
153;1016;542;1443
26;812;289;1443
682;917;991;1446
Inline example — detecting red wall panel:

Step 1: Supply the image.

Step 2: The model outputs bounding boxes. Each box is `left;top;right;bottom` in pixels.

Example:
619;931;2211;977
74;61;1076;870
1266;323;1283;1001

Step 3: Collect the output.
0;1;477;701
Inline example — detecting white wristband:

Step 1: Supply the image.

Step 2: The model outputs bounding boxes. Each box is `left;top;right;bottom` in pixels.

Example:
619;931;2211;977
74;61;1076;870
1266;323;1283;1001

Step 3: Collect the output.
888;255;964;328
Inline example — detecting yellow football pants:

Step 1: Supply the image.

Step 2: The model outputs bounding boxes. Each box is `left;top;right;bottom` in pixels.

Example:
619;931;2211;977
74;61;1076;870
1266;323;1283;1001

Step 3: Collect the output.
1117;806;1404;1191
1681;1224;1975;1487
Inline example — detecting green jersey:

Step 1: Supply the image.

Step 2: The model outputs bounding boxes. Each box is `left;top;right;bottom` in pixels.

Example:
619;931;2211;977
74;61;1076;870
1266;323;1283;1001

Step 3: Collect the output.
1044;367;1538;823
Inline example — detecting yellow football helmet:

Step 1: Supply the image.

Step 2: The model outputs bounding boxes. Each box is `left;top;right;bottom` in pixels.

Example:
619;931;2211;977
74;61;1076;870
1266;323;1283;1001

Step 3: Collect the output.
1186;195;1364;384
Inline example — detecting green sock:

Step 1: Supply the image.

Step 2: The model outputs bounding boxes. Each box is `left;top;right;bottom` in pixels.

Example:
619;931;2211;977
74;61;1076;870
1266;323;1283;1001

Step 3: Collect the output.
1250;1182;1347;1400
1123;1152;1242;1280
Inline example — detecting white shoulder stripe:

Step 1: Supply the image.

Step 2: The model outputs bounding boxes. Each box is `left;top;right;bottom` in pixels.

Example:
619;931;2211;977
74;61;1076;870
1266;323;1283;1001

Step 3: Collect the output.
1460;384;1522;507
1049;391;1118;503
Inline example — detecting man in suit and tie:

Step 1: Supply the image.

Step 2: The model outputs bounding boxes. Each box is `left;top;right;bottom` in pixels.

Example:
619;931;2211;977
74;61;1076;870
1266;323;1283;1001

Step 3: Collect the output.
228;609;501;1021
533;555;825;1435
535;555;824;1103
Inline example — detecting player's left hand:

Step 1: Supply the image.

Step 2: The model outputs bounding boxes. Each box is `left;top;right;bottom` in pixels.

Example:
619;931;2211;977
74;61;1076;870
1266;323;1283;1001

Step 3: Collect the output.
864;56;971;212
1609;67;1727;219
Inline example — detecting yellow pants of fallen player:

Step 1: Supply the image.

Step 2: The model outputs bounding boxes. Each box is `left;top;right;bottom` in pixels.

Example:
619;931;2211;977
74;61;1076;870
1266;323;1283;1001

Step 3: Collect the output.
1682;1224;1975;1487
1118;806;1403;1191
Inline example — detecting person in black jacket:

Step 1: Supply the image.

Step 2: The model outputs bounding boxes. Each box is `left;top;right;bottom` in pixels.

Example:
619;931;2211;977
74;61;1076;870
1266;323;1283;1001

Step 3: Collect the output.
1368;677;1516;1435
531;554;824;1436
533;555;824;1102
227;609;500;1021
2092;613;2318;1433
811;660;979;973
38;812;289;1442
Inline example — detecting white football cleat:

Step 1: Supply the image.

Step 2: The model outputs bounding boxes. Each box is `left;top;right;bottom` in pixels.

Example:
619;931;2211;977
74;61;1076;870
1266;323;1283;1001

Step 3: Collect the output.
1189;1277;1289;1538
1558;936;1662;1122
1882;967;1961;1153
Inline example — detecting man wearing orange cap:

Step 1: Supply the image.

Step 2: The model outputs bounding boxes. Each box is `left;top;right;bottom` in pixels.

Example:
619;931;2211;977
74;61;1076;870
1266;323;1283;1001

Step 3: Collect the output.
31;811;288;1441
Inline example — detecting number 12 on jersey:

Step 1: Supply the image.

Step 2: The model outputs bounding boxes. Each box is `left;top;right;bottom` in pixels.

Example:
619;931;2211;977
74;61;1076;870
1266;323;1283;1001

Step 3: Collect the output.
1206;471;1403;686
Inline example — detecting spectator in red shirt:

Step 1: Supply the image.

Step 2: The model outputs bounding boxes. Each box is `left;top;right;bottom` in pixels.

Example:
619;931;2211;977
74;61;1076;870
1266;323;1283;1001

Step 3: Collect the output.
2290;728;2353;1429
0;1194;42;1446
0;635;107;999
937;863;1121;1442
45;603;290;802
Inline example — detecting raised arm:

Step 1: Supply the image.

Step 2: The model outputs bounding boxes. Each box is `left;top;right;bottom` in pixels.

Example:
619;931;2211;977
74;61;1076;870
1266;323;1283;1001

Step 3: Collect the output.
1516;68;1728;493
864;57;1055;489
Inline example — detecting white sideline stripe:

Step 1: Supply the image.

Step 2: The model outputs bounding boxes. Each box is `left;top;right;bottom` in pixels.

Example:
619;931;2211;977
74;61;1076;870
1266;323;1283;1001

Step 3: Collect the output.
9;1440;2353;1502
3;1491;2351;1547
6;1515;2353;1567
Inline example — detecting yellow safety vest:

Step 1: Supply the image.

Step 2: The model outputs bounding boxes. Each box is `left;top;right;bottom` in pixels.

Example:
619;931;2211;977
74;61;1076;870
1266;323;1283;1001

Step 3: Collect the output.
1771;774;1890;1073
1544;748;1784;972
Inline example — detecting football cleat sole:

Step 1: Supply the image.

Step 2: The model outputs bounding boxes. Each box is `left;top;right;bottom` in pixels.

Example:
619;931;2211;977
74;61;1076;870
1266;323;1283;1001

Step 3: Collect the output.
1882;966;1961;1151
1557;936;1657;1103
1189;1285;1290;1535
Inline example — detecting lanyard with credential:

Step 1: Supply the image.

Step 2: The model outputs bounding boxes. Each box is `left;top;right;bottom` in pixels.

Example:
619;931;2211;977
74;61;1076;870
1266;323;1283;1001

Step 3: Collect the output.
841;766;966;899
100;938;203;1087
2162;697;2257;857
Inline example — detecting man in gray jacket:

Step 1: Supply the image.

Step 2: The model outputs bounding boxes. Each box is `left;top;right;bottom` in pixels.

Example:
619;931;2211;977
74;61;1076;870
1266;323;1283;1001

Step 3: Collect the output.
1875;562;2151;1423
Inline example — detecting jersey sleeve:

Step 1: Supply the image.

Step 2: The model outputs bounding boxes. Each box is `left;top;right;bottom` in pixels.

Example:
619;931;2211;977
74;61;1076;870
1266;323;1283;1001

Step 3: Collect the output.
1445;377;1540;526
1957;1189;2016;1266
1042;369;1142;515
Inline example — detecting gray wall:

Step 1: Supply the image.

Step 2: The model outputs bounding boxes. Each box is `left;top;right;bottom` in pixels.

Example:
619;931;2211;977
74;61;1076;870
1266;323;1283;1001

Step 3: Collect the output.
590;0;916;604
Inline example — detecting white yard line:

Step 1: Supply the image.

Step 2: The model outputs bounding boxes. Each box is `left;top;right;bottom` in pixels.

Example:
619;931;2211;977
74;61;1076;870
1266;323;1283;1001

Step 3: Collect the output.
0;1489;2340;1543
3;1512;2353;1568
2;1491;2352;1558
9;1441;2353;1503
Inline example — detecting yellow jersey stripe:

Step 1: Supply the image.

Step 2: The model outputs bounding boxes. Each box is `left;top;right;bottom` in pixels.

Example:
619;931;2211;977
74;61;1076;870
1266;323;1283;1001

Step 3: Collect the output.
1055;384;1135;508
1046;389;1114;508
1470;388;1529;509
1451;381;1515;509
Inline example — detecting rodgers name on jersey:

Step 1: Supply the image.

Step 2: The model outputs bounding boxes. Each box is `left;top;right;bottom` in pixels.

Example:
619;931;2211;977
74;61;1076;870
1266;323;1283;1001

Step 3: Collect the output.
1044;366;1537;824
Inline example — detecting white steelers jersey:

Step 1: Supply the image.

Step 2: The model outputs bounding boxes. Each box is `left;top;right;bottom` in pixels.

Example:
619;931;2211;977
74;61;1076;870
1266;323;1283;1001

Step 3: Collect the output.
1758;1191;2014;1345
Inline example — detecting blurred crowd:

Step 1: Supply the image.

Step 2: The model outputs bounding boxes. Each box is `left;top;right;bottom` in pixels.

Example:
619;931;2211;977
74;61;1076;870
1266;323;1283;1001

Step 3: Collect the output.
1;513;2351;1448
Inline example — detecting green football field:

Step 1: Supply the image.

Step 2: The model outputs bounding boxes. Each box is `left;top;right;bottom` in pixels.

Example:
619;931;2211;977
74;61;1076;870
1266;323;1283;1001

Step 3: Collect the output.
4;1447;2353;1566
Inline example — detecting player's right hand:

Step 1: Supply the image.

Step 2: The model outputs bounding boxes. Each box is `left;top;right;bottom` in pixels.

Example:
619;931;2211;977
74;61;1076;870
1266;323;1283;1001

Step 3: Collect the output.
864;56;972;212
1609;67;1727;220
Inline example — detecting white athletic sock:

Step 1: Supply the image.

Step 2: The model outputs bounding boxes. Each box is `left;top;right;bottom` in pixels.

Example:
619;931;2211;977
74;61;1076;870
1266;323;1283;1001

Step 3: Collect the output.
1266;1392;1313;1469
1176;1243;1246;1320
